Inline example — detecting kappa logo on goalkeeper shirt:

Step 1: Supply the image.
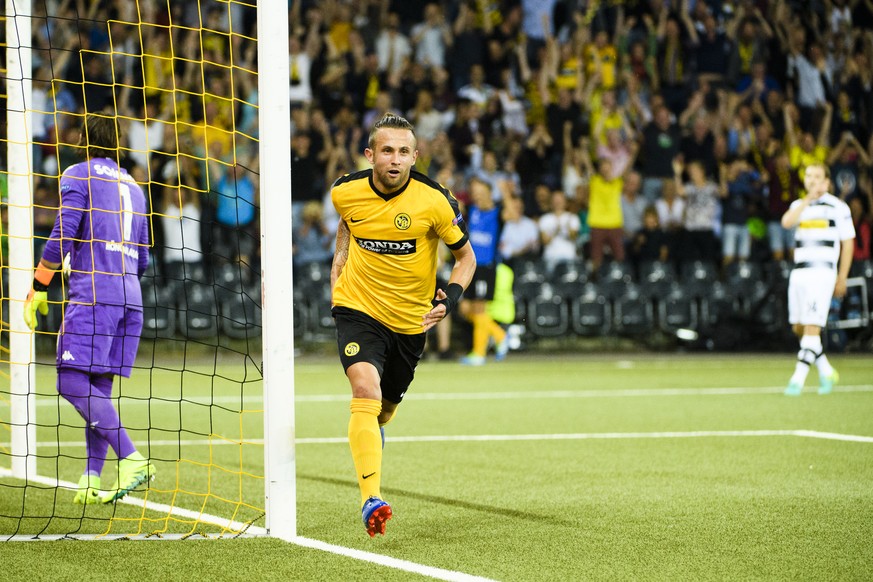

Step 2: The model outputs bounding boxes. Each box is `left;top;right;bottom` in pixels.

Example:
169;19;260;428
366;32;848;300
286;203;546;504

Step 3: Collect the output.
61;350;76;361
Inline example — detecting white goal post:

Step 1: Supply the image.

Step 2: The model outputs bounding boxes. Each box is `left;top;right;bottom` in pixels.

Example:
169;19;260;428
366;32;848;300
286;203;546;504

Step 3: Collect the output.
6;0;38;482
257;0;296;541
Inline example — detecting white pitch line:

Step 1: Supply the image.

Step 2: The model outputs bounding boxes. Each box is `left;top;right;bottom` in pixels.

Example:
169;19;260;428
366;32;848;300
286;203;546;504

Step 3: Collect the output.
0;470;493;580
293;536;496;582
0;468;266;537
793;430;873;443
296;429;873;444
3;428;871;580
10;384;873;408
6;429;873;449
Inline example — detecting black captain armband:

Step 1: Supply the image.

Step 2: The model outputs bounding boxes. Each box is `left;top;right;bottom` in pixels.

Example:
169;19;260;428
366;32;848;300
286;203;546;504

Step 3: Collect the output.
432;283;464;315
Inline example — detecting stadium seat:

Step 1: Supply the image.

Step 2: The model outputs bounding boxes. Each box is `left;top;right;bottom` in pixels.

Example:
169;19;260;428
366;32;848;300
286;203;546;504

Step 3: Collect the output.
214;262;249;302
570;283;611;336
220;285;261;340
850;260;873;316
551;259;586;279
764;260;792;287
850;258;872;279
699;282;736;328
141;278;176;339
295;261;332;295
596;261;634;299
746;280;785;333
165;260;209;285
680;260;719;299
514;258;549;283
658;284;698;334
306;279;335;340
513;259;547;324
725;261;762;301
293;261;332;338
638;260;677;300
552;260;588;300
178;281;219;340
526;284;570;337
514;259;547;297
612;283;654;336
141;259;161;284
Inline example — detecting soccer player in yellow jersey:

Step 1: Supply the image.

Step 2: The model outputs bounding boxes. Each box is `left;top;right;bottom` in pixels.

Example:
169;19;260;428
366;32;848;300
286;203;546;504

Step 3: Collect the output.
330;113;476;536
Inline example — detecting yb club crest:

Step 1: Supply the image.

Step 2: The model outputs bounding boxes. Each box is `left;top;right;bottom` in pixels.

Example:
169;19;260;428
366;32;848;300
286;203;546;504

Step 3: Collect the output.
394;213;411;230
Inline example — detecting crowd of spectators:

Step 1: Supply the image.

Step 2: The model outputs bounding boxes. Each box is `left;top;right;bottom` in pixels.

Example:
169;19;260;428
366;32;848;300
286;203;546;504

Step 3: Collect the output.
288;0;873;282
9;0;260;278
3;0;873;296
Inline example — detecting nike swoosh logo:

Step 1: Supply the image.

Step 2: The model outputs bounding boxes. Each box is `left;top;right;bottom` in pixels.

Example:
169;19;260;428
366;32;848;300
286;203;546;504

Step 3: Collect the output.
362;472;376;479
350;217;364;223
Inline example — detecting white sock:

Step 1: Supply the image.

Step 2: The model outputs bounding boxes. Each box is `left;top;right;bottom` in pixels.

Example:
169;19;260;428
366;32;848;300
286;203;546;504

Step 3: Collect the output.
790;336;819;385
799;335;833;377
815;352;833;378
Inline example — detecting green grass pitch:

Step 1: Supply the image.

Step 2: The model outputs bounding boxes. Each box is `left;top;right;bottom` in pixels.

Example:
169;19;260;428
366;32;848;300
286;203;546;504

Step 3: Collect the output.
2;352;872;581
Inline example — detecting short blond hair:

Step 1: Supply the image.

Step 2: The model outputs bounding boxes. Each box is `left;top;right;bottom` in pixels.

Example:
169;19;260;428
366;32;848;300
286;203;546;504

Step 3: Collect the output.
368;113;416;149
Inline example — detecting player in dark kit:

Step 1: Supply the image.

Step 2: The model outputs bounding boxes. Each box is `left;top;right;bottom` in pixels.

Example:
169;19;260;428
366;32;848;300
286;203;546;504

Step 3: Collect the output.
330;113;476;536
24;114;155;504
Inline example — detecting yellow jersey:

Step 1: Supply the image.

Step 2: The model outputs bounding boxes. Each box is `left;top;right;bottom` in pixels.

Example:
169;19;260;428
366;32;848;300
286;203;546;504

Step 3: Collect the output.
587;174;624;229
331;170;468;334
583;44;618;89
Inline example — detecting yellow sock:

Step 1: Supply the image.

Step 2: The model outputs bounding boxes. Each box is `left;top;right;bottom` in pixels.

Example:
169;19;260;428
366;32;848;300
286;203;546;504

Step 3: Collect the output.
349;398;383;506
487;317;507;346
471;313;490;357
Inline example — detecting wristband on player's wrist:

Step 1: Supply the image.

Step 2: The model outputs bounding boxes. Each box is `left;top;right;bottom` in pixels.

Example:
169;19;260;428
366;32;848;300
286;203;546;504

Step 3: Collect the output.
32;261;55;292
433;282;464;315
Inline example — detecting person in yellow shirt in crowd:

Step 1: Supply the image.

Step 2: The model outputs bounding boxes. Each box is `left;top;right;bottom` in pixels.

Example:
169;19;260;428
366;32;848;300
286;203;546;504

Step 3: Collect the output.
784;100;833;195
584;29;618;91
582;142;637;272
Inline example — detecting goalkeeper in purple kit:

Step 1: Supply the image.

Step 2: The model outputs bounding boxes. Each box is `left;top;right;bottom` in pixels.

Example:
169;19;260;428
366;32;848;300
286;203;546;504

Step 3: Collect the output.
24;114;155;504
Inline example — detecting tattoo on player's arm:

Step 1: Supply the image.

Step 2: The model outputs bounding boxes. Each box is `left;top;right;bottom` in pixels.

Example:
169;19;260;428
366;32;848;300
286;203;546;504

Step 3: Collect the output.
331;220;350;292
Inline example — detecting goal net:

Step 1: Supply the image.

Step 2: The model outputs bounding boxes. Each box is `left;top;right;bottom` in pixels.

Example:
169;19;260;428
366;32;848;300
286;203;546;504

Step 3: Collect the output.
0;0;293;540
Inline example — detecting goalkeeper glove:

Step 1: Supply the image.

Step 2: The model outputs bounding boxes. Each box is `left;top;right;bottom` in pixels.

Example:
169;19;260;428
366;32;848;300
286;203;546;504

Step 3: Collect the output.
24;289;49;330
24;261;56;330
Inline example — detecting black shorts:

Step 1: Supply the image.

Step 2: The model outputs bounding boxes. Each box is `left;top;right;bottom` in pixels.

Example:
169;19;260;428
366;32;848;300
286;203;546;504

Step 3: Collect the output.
332;306;426;403
467;264;497;301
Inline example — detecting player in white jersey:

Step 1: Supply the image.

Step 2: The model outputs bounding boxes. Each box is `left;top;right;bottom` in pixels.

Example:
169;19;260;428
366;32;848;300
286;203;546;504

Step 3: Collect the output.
780;163;855;395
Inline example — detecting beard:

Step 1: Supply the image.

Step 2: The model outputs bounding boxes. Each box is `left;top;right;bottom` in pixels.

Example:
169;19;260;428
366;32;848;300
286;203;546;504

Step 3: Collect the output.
375;167;408;191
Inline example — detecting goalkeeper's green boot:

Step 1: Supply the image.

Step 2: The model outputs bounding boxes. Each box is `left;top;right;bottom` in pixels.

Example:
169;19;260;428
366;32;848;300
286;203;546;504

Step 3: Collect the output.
102;457;156;504
72;474;102;505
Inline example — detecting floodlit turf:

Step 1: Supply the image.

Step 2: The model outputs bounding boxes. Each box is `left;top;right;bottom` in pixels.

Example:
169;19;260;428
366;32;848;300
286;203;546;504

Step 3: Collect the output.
2;352;872;580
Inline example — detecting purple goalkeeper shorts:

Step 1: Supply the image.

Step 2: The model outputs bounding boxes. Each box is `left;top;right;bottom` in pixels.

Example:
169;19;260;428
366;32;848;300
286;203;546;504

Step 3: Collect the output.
56;304;143;377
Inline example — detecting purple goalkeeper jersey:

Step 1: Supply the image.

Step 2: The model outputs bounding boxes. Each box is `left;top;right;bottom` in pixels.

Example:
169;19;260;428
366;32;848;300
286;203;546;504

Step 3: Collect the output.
42;157;150;309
